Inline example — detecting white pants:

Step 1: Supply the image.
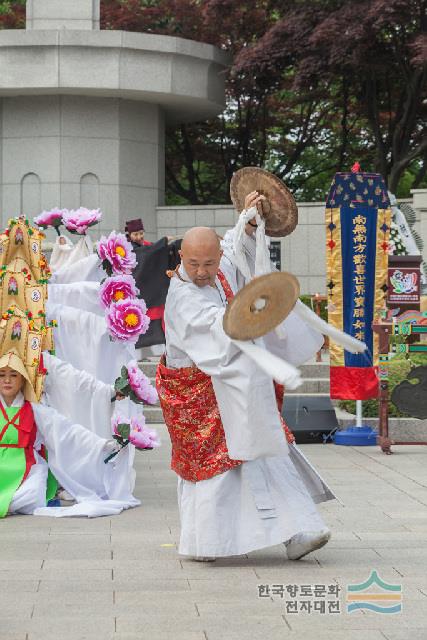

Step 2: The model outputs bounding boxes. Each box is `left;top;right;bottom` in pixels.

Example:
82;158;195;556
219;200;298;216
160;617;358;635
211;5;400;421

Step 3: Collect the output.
177;444;333;557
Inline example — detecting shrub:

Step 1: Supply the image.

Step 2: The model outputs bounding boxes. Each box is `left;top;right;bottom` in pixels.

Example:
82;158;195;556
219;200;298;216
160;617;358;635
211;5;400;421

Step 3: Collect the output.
338;353;426;418
299;295;328;323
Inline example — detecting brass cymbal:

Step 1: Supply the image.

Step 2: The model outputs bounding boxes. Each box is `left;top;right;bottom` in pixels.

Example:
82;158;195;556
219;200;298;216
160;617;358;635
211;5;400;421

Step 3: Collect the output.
230;167;298;237
223;271;300;340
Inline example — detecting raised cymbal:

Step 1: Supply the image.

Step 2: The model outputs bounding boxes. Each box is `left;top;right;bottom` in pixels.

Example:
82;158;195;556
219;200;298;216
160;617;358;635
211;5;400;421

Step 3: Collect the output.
223;272;300;340
230;167;298;238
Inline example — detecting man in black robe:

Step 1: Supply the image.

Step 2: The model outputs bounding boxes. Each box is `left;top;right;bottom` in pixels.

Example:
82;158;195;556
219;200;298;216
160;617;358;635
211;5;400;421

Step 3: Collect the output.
126;220;181;347
125;218;153;247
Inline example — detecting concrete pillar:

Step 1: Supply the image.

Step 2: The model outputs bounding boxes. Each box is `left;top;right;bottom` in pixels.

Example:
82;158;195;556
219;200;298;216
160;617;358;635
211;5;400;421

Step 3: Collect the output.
26;0;100;31
0;96;164;239
0;3;228;238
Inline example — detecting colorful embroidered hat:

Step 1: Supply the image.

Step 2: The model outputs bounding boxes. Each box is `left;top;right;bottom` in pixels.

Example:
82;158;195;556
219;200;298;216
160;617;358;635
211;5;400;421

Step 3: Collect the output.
0;216;55;403
0;269;47;321
0;350;38;403
0;307;52;402
0;217;47;280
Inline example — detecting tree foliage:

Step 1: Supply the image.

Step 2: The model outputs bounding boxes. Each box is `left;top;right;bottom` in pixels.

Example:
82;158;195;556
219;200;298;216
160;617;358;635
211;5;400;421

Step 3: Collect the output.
235;0;427;194
0;0;24;27
104;0;426;202
1;0;425;203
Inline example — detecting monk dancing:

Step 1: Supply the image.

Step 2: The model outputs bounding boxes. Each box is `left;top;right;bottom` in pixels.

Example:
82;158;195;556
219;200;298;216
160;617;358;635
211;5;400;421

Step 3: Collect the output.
156;224;336;561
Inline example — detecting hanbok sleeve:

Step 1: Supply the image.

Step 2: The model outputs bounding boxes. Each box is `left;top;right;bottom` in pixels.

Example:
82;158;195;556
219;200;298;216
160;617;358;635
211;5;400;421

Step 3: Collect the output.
43;353;114;439
32;403;139;518
47;281;103;316
49;253;103;285
221;227;324;365
46;302;135;384
262;310;324;366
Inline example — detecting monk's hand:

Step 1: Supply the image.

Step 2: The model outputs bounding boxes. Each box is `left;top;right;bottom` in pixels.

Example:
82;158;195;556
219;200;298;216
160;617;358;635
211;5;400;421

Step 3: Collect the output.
244;190;266;211
244;191;266;235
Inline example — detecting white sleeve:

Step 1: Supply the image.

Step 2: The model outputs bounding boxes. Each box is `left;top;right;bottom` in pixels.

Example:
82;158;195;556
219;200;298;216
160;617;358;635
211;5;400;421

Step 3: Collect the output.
46;302;136;384
262;309;324;366
48;281;103;316
49;253;103;285
32;403;139;518
43;352;114;439
221;229;324;365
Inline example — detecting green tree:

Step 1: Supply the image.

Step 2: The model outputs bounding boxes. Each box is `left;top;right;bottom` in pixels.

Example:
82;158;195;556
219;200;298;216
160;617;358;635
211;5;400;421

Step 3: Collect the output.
236;0;427;194
0;0;24;26
2;0;425;203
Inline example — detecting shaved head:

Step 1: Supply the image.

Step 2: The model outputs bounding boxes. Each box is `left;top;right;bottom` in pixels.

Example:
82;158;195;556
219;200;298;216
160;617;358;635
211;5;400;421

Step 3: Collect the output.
180;227;222;287
181;227;220;252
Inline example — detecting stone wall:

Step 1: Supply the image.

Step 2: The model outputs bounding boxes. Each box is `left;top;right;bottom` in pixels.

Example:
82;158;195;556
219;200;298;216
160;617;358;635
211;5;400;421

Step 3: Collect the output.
0;18;228;236
156;201;326;294
156;189;427;296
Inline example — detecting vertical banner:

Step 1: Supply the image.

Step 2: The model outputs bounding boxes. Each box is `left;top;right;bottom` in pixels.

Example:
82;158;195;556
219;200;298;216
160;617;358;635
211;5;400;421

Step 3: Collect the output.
326;172;391;399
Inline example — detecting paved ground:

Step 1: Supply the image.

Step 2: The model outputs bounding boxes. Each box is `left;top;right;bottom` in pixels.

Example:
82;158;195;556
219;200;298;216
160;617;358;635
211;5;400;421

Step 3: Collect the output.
2;425;427;640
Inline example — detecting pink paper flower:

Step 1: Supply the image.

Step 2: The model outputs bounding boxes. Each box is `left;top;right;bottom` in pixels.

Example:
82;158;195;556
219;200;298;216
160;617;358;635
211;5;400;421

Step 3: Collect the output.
34;208;66;229
106;298;150;342
62;207;102;235
127;360;158;405
99;275;140;309
129;416;160;449
98;231;136;275
111;413;160;449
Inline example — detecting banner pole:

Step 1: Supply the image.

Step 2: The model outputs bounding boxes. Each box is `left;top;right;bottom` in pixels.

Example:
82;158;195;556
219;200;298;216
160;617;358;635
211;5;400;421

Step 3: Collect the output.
326;166;390;447
356;400;363;428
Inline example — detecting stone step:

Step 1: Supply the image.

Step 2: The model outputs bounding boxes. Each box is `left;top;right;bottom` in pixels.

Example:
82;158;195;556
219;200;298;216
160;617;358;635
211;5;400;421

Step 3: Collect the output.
287;378;330;394
299;362;330;379
144;406;164;424
139;361;158;378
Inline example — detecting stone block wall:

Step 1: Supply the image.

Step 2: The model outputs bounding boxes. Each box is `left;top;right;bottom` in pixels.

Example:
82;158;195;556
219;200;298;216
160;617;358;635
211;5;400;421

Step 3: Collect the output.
157;201;327;295
156;190;427;296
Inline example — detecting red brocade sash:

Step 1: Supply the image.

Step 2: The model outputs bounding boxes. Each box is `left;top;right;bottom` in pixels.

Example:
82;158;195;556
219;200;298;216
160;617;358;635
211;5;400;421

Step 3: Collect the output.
156;358;243;482
156;268;294;482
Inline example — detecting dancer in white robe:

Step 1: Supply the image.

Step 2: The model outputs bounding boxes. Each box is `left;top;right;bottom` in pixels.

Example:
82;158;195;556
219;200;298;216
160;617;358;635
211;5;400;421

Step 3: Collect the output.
0;366;139;519
0;217;145;518
45;244;155;436
157;227;334;560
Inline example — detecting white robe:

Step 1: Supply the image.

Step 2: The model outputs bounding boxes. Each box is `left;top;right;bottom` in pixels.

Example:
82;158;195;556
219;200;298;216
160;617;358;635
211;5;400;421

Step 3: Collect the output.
43;353;142;439
43;241;143;461
49;236;74;272
164;264;334;557
45;260;139;435
46;301;135;385
49;236;94;275
49;253;103;285
7;392;139;518
48;281;103;316
42;353;114;439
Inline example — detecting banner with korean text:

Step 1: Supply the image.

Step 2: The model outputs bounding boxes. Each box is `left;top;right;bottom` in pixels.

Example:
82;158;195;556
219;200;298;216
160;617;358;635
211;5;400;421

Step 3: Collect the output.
326;172;391;399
